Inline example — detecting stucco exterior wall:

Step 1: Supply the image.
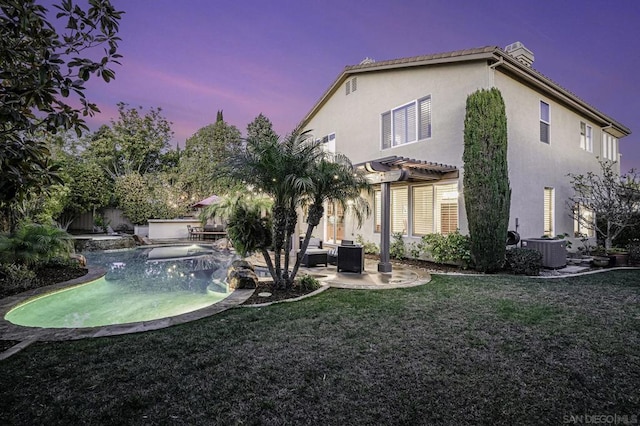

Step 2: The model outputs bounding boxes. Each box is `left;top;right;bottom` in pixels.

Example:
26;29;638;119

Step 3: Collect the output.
494;70;605;239
302;56;626;248
304;60;493;245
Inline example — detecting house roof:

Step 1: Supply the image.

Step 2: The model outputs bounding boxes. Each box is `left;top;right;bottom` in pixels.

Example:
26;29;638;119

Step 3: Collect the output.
301;46;631;139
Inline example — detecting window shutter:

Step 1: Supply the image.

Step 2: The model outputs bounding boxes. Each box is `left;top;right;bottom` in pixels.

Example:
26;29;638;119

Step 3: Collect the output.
345;81;351;95
406;103;416;143
352;77;357;92
412;185;434;236
391;188;408;234
580;122;586;149
393;108;406;146
435;184;458;235
543;187;554;236
374;191;381;232
418;96;432;140
381;112;391;149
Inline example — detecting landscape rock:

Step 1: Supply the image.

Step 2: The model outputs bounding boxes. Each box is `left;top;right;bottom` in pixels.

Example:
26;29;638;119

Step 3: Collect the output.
227;260;258;289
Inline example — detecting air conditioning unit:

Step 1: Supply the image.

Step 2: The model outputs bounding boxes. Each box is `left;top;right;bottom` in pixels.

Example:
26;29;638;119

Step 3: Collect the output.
521;238;567;268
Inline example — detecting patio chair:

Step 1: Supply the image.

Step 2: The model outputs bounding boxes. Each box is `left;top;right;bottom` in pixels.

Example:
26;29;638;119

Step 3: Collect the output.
299;238;328;267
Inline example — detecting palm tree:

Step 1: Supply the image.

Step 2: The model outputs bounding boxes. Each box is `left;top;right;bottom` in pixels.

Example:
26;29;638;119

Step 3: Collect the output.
201;193;276;276
226;128;322;288
0;223;73;266
290;153;371;281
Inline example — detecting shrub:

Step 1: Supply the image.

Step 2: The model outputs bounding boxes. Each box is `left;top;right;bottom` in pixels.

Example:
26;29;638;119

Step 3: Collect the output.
296;274;321;292
0;223;73;267
422;231;472;268
0;263;36;298
389;232;406;260
355;235;379;255
505;248;542;276
628;240;640;265
463;88;511;272
408;241;422;259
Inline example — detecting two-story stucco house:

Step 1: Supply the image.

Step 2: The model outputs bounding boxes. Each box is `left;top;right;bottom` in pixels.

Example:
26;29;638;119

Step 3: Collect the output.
299;43;631;271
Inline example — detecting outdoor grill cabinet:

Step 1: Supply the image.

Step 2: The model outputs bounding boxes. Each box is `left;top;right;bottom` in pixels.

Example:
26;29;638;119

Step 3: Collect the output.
337;245;365;273
521;238;567;268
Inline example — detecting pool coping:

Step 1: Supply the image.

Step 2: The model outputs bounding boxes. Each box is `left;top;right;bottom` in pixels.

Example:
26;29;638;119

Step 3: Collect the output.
0;267;253;342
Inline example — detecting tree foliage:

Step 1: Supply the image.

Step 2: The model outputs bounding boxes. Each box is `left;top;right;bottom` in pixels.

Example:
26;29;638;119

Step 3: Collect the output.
567;160;640;250
84;103;173;179
463;88;511;272
0;0;123;231
216;124;370;289
179;113;242;201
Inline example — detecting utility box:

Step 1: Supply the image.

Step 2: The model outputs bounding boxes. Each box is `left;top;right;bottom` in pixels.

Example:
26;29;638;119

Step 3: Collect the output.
521;238;567;269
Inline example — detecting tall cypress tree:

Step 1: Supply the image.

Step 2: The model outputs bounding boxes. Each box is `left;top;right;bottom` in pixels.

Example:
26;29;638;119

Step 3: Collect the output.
463;88;511;272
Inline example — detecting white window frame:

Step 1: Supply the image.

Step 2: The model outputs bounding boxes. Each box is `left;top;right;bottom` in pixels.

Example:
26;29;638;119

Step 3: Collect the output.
375;181;458;237
602;132;617;161
540;101;550;144
381;95;432;150
580;122;593;152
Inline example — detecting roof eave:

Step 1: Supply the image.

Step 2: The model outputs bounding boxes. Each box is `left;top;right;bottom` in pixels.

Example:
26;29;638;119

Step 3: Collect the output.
493;51;631;138
300;50;496;129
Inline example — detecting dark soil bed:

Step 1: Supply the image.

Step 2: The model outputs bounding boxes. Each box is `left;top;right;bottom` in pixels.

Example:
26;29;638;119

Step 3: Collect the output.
0;266;88;299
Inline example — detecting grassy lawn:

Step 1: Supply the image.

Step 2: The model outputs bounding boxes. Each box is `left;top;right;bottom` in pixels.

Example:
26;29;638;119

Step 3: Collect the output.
1;270;639;425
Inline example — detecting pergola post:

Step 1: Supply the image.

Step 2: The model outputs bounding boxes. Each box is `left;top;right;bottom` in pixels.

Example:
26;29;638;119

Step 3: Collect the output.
378;181;392;273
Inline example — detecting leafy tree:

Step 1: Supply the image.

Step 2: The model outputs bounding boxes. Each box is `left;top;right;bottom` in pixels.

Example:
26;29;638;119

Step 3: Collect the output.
179;114;242;201
246;113;279;142
114;172;189;225
113;173;154;226
567;160;640;251
463;88;511;272
0;0;123;231
84;103;173;179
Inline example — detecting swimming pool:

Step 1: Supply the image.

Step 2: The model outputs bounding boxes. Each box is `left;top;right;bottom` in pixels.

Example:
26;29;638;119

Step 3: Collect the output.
5;245;236;328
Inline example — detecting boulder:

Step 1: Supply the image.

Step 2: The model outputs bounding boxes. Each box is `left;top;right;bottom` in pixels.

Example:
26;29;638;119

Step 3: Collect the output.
227;260;258;289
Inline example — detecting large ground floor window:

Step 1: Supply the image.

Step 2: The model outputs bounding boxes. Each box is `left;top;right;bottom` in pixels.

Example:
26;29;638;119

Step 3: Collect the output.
573;203;595;238
374;181;459;236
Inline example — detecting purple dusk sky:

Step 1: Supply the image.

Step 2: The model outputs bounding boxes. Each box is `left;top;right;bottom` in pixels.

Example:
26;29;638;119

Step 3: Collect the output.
71;0;639;171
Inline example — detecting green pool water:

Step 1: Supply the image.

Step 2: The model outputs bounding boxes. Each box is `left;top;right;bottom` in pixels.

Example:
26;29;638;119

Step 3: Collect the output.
5;245;234;328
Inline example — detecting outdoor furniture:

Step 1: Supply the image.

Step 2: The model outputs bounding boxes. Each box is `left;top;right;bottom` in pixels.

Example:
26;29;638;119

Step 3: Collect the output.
201;224;226;240
337;244;364;273
187;225;205;240
299;238;328;267
327;248;338;265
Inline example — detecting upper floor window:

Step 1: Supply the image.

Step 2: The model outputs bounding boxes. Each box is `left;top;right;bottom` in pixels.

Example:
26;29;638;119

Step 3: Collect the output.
580;122;593;152
602;132;618;161
381;96;432;149
540;101;550;144
316;133;336;153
